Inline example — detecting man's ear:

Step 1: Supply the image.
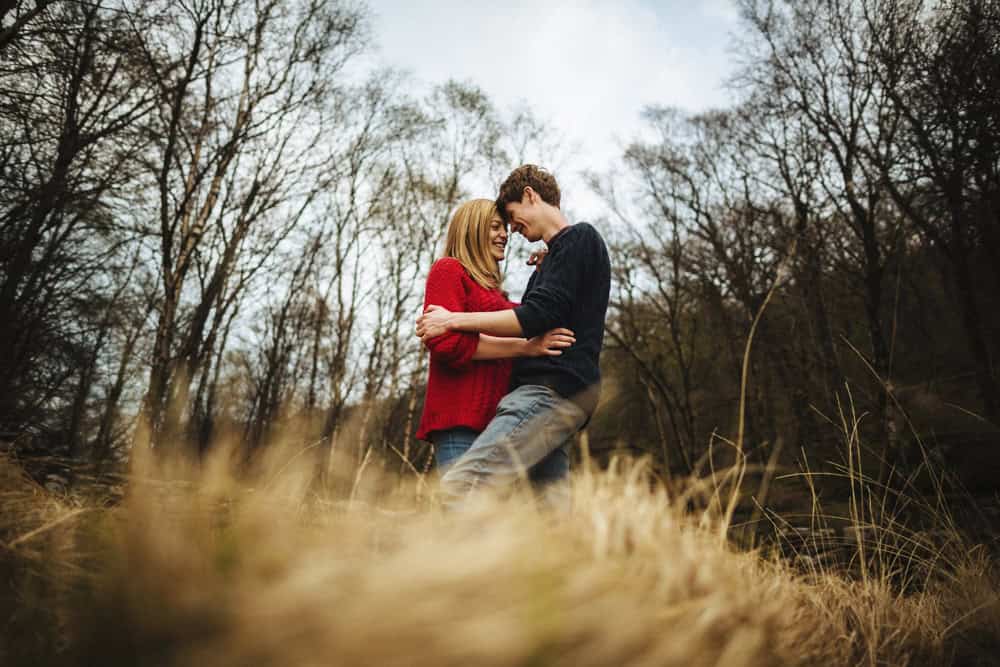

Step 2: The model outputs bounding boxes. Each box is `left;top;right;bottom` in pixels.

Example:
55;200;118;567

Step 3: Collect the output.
522;186;536;204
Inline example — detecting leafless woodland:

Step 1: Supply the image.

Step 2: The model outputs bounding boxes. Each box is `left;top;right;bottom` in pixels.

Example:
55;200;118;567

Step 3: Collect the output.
1;0;998;488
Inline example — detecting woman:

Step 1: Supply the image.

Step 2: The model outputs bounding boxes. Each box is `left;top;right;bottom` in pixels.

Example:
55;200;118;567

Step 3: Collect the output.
416;199;573;470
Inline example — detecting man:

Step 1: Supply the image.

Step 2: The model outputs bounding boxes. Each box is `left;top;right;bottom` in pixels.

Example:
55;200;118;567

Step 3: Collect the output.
416;164;611;506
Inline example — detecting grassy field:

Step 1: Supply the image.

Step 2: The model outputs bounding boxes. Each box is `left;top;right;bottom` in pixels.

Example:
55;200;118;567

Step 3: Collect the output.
1;437;998;667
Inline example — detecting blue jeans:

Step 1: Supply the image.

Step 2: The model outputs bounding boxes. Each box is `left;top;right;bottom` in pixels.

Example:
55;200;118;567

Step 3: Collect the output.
431;425;570;479
430;427;478;471
439;385;588;507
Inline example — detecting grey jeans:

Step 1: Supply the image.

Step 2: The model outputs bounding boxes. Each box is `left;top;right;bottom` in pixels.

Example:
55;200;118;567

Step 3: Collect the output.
439;384;588;507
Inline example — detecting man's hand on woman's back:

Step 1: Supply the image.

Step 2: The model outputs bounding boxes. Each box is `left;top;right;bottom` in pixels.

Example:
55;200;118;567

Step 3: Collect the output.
525;328;575;357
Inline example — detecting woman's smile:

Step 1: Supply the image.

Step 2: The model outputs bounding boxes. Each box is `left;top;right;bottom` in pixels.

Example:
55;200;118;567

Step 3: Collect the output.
489;216;508;261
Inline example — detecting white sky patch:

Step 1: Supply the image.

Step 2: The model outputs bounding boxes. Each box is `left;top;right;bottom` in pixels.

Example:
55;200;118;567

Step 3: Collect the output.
362;0;740;223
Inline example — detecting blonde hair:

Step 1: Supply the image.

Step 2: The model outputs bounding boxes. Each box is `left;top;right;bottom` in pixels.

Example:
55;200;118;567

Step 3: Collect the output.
443;199;504;290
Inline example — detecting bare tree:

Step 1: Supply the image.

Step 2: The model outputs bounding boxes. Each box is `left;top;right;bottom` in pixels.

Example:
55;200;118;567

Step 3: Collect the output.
734;96;846;420
0;0;157;437
135;0;368;449
865;0;1000;422
0;0;61;50
739;0;908;475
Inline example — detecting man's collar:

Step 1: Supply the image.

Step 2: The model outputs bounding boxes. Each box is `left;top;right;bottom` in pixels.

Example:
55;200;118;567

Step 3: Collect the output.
546;224;572;247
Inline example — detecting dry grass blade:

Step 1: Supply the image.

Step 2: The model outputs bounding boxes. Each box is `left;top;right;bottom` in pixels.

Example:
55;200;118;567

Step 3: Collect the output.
4;508;90;550
0;434;997;667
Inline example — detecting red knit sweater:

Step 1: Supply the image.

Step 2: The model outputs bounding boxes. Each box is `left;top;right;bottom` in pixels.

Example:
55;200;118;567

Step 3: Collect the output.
416;258;516;441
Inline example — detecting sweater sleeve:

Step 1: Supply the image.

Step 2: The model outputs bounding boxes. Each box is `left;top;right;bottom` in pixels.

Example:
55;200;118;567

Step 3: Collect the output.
422;258;478;368
513;225;597;338
521;267;539;300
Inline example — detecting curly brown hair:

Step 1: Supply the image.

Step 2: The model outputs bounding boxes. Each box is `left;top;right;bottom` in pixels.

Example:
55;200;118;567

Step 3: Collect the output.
495;164;561;222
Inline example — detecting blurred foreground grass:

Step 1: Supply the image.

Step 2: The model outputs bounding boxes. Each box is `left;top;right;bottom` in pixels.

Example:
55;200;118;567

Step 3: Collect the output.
1;440;998;667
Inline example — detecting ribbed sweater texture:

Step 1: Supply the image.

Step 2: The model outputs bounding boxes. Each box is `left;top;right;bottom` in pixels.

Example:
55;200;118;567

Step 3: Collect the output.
416;258;515;440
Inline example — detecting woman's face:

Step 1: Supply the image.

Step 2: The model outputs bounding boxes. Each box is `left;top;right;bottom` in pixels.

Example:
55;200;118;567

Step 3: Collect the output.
488;214;508;261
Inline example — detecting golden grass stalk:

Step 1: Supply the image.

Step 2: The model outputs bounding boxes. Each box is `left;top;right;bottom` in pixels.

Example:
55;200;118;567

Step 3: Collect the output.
1;428;996;667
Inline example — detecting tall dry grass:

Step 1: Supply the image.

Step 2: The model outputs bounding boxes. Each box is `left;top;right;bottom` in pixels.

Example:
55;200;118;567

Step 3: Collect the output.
1;427;998;667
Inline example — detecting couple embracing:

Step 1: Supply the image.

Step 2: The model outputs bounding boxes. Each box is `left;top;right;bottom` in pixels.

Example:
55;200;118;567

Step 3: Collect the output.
415;164;611;508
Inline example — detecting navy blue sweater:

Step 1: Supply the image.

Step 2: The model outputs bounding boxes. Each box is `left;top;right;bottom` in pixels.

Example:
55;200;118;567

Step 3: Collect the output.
512;222;610;413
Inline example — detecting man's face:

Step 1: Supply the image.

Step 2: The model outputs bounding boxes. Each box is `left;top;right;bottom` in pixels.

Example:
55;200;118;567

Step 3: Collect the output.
504;189;543;242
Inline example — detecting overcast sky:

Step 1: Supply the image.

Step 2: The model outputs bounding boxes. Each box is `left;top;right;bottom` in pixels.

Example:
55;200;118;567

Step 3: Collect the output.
363;0;741;224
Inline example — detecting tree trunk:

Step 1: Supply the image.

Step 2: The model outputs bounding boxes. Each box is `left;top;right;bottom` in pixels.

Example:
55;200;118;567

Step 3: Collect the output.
950;230;1000;423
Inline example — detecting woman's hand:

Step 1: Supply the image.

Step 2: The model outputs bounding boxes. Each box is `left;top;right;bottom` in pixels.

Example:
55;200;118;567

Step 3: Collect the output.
416;304;453;342
525;327;575;357
527;247;548;269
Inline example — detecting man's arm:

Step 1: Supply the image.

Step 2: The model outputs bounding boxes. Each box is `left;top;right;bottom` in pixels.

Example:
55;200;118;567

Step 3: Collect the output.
418;306;523;339
451;309;523;336
471;330;575;360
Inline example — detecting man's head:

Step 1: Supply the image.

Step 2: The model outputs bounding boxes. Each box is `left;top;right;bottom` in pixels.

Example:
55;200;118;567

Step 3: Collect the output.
495;165;561;242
